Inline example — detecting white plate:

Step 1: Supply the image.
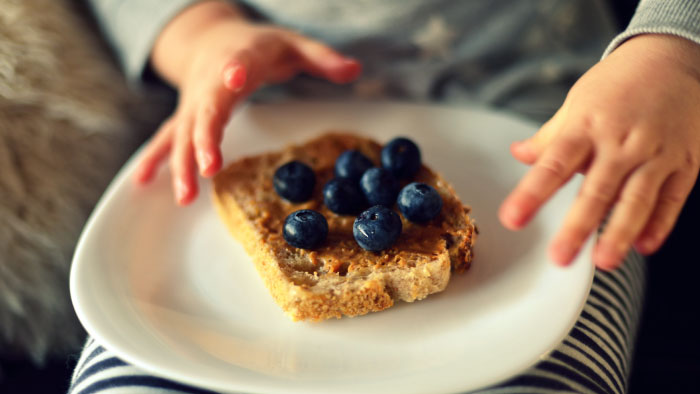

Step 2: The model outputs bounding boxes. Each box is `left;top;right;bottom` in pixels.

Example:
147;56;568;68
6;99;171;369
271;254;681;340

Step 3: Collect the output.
70;100;593;394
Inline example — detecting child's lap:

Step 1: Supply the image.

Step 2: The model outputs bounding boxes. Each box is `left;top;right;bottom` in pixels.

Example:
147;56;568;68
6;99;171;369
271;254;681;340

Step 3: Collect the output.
68;251;645;394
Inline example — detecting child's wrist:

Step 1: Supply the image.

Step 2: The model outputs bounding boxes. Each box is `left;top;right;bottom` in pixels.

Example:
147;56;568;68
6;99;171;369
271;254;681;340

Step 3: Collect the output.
615;34;700;77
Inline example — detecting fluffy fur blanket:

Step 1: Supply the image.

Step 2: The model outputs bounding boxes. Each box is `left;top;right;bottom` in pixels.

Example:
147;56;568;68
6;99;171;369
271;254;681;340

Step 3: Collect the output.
0;0;156;363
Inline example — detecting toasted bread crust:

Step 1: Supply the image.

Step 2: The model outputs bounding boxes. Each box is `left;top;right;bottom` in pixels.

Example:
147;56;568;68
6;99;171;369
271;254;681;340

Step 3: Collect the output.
213;132;476;321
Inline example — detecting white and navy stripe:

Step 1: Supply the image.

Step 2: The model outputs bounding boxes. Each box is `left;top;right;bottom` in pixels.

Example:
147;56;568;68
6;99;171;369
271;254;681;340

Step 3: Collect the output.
68;338;216;394
483;250;646;394
68;252;645;394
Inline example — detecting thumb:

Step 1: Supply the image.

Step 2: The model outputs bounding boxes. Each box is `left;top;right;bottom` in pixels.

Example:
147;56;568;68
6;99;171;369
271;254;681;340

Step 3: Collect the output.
288;33;362;84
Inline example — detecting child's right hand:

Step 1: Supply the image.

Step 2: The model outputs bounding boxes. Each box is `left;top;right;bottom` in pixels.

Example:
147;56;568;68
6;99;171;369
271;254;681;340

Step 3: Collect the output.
499;34;700;270
134;1;361;205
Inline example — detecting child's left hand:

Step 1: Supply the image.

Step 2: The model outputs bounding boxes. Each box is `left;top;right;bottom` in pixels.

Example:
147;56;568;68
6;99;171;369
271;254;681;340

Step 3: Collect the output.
499;34;700;270
133;1;361;205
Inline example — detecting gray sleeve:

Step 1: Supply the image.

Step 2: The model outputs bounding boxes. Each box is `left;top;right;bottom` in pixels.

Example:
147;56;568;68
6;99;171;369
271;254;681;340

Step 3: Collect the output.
86;0;199;81
603;0;700;57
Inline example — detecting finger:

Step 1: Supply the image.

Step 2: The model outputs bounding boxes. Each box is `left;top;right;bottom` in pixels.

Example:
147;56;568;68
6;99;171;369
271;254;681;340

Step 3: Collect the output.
133;118;175;184
170;118;198;205
511;111;565;165
634;170;697;255
288;34;361;84
193;92;237;177
266;63;299;84
500;135;592;230
548;151;641;266
593;162;669;270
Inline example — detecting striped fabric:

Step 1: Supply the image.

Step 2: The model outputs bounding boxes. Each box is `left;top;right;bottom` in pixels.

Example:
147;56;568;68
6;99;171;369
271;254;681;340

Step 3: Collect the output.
67;251;646;394
68;338;216;394
483;251;647;394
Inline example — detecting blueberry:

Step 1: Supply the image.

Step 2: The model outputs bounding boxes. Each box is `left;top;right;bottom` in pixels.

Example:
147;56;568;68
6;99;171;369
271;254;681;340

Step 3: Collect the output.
353;206;402;251
323;177;367;215
335;150;373;181
397;182;443;223
381;137;421;180
273;161;315;202
283;210;328;249
359;167;399;207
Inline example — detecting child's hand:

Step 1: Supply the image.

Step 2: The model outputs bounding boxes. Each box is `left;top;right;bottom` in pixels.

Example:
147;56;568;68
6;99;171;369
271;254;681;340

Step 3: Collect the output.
134;1;361;205
499;34;700;270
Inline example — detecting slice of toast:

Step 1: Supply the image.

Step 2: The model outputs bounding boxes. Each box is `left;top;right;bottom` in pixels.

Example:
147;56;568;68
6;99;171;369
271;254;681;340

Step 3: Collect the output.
213;132;477;321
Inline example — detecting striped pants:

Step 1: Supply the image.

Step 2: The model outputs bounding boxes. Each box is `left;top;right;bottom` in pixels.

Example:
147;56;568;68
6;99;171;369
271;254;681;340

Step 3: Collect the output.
68;252;646;394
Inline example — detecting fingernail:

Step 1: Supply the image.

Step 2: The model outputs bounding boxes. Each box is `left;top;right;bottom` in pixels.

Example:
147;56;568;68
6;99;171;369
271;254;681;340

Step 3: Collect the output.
500;203;524;229
634;235;656;255
343;58;361;68
224;65;246;91
507;205;524;223
550;241;577;265
133;167;150;184
511;140;534;158
594;241;623;270
232;66;246;90
175;179;189;204
197;150;213;173
332;59;362;83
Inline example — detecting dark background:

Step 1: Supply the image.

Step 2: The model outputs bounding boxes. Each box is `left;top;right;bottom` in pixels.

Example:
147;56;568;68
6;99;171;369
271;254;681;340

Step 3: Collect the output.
2;1;699;393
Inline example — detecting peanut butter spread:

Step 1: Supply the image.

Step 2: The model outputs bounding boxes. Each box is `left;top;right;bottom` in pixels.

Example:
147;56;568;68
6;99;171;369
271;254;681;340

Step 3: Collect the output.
213;132;476;288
